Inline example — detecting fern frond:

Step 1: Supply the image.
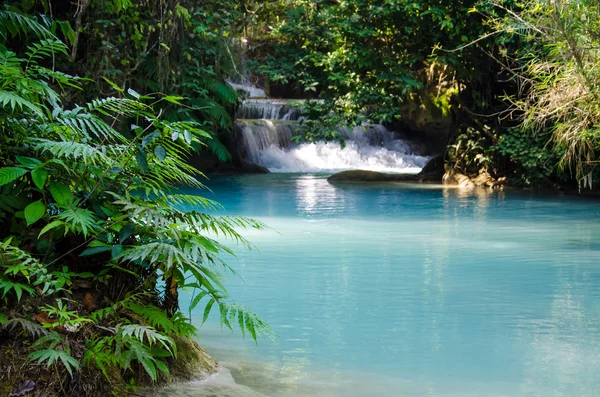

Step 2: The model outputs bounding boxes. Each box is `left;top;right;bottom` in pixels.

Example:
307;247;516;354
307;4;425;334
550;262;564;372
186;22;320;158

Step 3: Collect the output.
204;79;238;105
118;338;168;381
31;138;111;166
155;194;220;211
119;324;175;354
200;135;232;162
57;208;100;237
25;39;68;61
125;302;196;336
194;100;232;128
0;90;44;116
29;348;81;377
0;8;55;40
118;242;188;272
52;108;126;143
87;97;148;117
2;317;48;339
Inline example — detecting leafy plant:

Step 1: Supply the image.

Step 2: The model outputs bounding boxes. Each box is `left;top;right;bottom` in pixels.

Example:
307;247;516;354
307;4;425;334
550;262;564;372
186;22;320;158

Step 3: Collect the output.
0;8;270;394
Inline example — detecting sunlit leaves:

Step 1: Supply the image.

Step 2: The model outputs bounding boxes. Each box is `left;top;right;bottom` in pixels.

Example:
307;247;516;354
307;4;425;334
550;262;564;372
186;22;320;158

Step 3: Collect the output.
0;9;271;386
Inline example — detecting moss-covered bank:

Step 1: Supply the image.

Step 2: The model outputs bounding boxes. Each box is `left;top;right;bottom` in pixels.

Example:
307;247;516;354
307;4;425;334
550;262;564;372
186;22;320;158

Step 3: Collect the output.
0;333;218;397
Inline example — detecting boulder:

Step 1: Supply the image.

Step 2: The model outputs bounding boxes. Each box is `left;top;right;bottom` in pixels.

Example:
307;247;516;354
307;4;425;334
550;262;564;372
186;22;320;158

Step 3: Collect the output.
327;170;418;183
239;160;270;174
442;166;474;187
416;155;445;182
328;157;446;184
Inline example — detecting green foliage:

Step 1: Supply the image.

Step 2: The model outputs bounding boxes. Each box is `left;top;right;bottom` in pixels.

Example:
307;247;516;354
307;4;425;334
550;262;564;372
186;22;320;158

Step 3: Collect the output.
491;127;561;186
28;332;81;377
250;0;496;136
484;0;600;185
0;9;270;392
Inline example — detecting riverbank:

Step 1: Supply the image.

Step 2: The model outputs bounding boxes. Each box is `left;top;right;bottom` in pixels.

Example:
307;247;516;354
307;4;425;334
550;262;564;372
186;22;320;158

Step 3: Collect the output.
0;335;219;397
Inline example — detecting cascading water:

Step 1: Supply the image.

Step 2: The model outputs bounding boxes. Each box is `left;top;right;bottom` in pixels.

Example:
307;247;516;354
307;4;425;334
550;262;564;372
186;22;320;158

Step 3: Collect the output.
236;99;303;121
226;80;266;98
230;82;430;173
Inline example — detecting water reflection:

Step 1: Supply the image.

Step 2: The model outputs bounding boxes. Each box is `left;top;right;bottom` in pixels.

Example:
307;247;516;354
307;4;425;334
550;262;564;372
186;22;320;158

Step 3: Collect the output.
174;175;600;397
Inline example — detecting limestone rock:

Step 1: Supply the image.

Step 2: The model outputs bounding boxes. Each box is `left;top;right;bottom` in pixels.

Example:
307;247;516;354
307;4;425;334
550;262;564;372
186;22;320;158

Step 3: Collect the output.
442;167;474;187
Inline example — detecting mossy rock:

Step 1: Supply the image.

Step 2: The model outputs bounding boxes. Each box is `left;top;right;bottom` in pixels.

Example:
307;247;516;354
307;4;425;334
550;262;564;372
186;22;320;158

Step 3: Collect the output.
169;336;219;381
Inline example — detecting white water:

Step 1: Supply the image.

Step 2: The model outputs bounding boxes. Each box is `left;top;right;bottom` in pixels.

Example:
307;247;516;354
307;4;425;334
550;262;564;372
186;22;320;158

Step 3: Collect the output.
227;80;267;98
232;83;430;173
236;121;430;173
237;99;303;120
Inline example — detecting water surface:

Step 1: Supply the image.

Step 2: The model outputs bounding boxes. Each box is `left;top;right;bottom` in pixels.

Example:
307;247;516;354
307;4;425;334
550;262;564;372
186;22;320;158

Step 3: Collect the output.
163;174;600;397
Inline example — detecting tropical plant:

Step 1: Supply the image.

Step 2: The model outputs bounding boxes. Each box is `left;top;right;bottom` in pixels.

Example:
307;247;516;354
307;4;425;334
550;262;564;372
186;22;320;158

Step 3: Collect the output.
482;0;600;186
0;8;269;394
248;0;500;133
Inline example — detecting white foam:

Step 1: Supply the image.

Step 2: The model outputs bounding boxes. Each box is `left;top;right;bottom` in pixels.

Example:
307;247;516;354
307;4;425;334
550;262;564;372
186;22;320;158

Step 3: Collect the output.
237;122;430;173
226;80;266;98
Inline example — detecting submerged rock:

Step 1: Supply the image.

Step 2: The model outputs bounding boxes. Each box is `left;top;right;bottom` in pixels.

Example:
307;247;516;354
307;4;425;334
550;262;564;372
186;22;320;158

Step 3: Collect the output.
327;157;445;183
327;170;418;182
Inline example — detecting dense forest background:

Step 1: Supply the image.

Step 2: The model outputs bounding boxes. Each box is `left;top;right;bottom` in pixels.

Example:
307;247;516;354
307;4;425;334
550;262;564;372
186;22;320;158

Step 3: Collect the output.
5;0;600;187
1;0;600;396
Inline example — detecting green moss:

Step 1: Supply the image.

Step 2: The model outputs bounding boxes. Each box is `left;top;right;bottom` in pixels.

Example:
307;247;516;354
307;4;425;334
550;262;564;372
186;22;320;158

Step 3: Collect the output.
169;336;219;381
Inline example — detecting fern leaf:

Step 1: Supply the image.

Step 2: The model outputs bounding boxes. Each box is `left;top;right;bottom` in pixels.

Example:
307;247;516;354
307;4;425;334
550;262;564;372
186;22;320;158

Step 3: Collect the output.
201;135;232;162
0;90;44;117
57;208;100;237
2;317;48;339
0;9;55;40
29;349;81;377
119;324;175;354
31;139;110;166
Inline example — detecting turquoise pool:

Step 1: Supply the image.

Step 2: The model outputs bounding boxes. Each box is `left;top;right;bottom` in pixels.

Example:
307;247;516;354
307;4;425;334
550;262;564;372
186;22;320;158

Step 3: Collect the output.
164;174;600;397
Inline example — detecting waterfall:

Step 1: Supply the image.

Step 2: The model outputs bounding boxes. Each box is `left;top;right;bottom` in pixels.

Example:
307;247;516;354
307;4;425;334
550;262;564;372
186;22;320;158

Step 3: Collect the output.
233;85;429;173
237;99;303;121
226;80;266;98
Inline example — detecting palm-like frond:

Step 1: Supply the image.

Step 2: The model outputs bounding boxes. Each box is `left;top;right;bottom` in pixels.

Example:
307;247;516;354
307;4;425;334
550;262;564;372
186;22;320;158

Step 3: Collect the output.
2;317;48;339
51;108;127;143
0;90;44;117
57;208;100;237
0;8;55;40
31;139;111;166
204;78;238;105
119;324;175;353
201;134;231;162
87;97;149;118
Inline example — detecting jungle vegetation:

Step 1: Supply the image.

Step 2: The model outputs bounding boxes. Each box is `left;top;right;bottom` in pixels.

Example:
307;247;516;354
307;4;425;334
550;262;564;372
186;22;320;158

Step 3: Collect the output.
1;0;599;395
0;2;270;395
248;0;600;188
